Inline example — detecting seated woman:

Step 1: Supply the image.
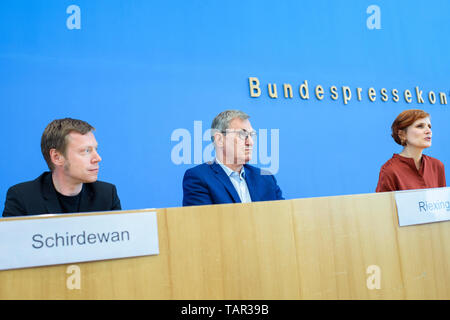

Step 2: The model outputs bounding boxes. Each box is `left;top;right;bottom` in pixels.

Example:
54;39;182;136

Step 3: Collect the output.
376;109;446;192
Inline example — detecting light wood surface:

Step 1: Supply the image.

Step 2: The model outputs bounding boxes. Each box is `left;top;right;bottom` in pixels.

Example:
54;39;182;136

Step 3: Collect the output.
0;191;449;299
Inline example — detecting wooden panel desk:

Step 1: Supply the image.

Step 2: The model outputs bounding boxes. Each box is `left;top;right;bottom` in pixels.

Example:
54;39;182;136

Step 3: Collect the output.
0;191;449;299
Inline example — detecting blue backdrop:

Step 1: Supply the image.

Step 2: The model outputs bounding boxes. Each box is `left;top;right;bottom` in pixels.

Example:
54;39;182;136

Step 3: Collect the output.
1;0;449;212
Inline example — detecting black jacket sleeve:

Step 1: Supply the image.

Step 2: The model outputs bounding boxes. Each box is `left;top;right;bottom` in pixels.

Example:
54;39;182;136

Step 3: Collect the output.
2;186;26;217
111;185;122;210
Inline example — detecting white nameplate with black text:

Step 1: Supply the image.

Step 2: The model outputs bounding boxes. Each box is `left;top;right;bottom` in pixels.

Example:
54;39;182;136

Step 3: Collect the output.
395;187;450;227
0;211;159;270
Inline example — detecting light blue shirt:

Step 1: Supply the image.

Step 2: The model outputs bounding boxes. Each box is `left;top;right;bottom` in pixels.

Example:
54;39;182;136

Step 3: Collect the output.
216;158;252;203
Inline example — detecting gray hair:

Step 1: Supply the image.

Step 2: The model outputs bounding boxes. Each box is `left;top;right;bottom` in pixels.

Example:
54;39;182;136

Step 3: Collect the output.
211;110;250;142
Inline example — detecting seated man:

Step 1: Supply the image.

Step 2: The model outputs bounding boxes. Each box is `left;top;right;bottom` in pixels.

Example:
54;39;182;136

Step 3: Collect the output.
3;118;121;217
183;110;283;206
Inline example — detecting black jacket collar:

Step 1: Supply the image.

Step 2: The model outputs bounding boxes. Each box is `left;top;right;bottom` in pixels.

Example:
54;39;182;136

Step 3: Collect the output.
40;172;94;214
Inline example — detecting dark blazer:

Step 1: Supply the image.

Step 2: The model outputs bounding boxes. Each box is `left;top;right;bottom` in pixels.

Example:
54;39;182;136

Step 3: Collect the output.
182;161;284;206
2;172;121;217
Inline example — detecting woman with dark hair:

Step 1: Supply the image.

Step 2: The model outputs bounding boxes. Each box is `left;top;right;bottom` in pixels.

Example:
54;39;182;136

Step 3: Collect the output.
376;109;446;192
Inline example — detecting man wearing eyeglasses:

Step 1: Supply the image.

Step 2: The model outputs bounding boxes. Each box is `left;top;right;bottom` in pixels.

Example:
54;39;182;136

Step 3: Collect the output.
182;110;284;206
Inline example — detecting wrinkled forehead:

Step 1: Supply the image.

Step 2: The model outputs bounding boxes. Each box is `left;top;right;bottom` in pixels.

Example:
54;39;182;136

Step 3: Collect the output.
228;117;253;131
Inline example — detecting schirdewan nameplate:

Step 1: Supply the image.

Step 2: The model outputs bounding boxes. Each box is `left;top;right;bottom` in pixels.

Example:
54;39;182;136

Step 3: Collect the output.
0;211;159;270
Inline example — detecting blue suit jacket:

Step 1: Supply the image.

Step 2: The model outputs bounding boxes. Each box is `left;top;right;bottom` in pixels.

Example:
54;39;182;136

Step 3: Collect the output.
182;161;284;206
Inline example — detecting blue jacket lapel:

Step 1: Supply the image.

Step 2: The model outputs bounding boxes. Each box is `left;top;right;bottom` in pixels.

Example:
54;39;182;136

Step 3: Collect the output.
210;162;242;203
243;164;258;202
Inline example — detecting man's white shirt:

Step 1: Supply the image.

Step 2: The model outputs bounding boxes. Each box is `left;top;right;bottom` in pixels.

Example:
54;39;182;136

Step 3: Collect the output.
215;158;252;203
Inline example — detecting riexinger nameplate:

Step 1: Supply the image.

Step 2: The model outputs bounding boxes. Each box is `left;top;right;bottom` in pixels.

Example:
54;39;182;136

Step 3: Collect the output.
395;187;450;227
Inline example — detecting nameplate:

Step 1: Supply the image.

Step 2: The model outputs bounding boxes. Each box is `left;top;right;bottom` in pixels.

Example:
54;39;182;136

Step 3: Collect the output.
395;187;450;227
0;211;159;271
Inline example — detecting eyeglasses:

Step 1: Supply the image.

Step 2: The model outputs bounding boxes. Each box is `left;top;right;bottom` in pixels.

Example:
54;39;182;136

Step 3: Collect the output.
222;130;257;140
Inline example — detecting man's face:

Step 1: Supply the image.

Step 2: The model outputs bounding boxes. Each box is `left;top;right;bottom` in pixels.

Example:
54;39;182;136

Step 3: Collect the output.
61;131;102;184
222;118;255;165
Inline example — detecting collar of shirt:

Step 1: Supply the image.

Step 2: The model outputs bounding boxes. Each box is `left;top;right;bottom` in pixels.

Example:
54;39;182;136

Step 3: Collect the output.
215;158;246;180
393;153;426;176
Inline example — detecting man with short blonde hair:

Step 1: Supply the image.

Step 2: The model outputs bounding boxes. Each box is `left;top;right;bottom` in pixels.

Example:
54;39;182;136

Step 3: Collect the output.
3;118;121;217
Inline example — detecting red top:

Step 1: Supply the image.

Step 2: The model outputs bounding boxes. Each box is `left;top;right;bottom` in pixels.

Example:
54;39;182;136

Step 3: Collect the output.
376;154;446;192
